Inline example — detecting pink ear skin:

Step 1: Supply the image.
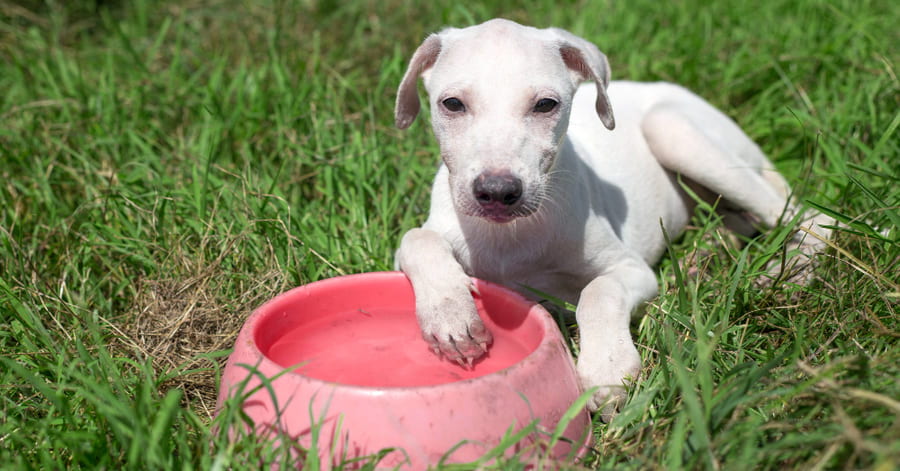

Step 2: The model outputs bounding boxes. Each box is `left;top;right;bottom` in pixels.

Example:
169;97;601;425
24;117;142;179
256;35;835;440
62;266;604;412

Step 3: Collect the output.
559;45;615;130
552;27;616;130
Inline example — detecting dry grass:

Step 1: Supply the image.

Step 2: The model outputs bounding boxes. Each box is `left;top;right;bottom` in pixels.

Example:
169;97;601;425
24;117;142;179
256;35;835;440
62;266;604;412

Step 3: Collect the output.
120;230;292;418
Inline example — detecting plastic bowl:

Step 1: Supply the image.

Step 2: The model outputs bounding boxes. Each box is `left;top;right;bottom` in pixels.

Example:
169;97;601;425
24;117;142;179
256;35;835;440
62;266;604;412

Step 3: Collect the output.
216;272;591;468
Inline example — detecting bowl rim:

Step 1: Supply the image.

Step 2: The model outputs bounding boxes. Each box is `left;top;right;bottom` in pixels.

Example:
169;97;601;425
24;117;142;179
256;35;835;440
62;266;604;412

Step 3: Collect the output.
235;271;568;394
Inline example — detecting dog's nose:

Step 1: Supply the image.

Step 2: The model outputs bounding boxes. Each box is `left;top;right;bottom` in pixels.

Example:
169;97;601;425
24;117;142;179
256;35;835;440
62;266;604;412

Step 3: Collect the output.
473;172;523;207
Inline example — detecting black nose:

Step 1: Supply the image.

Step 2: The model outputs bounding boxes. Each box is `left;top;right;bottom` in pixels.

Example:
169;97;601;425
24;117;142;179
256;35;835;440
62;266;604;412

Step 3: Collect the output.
473;172;523;207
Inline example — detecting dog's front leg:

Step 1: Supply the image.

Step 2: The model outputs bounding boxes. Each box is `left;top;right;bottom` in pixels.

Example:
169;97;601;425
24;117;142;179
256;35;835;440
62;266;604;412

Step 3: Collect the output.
396;228;492;365
575;256;658;421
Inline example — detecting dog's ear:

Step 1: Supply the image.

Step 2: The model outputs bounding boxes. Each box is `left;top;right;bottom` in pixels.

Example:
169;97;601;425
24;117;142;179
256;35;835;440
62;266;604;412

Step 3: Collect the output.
395;34;442;130
550;28;615;130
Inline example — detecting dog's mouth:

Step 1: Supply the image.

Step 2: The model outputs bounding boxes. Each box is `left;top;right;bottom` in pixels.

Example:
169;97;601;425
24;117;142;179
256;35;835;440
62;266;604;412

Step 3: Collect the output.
483;212;518;224
468;200;540;224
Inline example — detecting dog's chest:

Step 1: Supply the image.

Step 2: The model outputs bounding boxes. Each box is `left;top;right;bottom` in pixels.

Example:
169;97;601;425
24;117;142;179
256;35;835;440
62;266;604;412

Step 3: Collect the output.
455;235;587;304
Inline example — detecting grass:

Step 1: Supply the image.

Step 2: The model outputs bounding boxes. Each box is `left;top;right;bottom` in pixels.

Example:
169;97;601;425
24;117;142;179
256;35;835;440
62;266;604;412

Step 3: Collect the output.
1;0;897;468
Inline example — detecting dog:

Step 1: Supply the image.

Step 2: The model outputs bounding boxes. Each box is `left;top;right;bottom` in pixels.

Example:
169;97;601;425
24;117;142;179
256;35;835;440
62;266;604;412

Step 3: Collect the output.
393;19;830;419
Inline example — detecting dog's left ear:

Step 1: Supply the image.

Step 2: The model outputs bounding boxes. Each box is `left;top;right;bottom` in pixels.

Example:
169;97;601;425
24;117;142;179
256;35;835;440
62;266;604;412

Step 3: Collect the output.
395;34;442;130
550;28;615;130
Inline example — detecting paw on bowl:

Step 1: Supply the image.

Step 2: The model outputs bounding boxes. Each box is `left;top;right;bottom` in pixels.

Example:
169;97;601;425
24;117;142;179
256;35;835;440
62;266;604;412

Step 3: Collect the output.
216;271;592;469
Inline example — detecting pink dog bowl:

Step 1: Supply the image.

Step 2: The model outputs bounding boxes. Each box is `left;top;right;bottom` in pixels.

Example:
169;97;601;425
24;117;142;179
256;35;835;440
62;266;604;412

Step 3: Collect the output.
216;272;591;468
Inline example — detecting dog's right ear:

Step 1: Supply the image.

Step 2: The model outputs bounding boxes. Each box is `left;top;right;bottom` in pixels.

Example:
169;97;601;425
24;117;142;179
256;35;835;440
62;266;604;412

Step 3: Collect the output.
395;34;442;130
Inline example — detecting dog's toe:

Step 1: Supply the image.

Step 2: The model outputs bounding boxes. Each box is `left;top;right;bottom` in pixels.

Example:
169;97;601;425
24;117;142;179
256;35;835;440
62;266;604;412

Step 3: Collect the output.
587;385;628;423
577;342;641;422
427;327;493;367
415;278;494;365
454;327;493;359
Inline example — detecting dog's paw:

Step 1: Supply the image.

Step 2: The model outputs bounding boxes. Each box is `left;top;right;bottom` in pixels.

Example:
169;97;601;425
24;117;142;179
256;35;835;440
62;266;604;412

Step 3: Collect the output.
759;212;834;288
760;252;819;288
414;274;493;366
576;340;641;422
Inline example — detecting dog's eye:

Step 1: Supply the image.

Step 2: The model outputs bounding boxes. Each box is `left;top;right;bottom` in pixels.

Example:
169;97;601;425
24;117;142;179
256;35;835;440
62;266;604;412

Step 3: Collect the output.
442;97;466;112
533;98;558;113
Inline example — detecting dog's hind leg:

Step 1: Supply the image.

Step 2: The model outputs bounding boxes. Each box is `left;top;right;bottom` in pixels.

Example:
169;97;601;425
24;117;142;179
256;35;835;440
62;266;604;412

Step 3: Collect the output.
641;104;789;228
640;104;831;284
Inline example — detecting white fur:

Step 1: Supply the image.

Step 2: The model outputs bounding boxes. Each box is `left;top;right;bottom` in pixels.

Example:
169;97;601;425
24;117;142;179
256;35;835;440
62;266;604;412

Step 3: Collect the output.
393;19;829;419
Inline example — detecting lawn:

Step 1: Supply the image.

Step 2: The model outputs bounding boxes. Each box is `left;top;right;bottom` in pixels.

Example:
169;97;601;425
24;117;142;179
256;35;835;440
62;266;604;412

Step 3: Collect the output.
1;0;897;469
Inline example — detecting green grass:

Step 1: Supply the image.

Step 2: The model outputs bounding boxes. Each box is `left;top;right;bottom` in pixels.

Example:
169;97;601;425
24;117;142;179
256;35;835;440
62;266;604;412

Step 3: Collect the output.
1;0;897;469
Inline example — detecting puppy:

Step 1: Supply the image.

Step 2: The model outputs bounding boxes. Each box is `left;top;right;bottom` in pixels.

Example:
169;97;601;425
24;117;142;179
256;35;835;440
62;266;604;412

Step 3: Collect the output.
393;19;829;419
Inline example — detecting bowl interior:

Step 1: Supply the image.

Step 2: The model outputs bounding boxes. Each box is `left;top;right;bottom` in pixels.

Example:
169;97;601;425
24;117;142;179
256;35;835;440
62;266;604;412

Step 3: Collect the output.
252;273;546;387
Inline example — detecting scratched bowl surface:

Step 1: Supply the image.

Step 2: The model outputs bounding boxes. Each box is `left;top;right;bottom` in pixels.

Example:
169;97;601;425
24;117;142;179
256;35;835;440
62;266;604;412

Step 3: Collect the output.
216;271;591;469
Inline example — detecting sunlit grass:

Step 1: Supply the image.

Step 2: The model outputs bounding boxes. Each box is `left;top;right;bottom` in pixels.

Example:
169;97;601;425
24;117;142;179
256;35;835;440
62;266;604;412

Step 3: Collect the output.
1;0;897;468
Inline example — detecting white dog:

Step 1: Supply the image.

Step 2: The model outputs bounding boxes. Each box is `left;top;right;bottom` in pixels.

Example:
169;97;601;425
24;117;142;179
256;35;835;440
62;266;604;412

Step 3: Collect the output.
393;19;829;418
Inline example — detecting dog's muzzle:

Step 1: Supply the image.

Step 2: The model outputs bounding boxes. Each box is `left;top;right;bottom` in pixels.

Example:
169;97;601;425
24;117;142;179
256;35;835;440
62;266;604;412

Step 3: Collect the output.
472;171;526;223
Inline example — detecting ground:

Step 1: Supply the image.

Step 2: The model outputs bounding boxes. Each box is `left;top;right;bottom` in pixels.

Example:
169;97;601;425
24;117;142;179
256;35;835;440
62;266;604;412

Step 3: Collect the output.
1;0;897;469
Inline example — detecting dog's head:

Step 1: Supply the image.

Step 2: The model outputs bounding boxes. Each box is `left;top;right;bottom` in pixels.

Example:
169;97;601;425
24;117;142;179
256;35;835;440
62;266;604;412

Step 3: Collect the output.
395;19;615;224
